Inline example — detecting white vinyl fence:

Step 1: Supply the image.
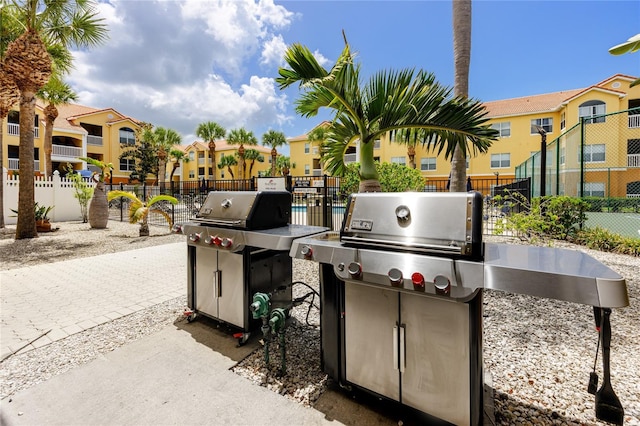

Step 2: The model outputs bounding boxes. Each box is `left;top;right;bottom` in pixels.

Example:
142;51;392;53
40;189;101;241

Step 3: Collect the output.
2;168;96;225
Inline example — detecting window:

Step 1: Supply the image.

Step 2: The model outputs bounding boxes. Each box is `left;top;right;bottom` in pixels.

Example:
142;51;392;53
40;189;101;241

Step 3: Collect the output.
189;170;195;179
560;112;566;130
491;122;511;137
120;158;135;171
490;153;510;168
583;182;605;197
560;146;565;165
119;127;135;145
531;118;553;134
198;167;205;176
581;144;606;163
374;139;381;149
304;164;310;175
420;157;436;171
304;143;310;154
391;156;406;166
188;151;195;161
579;101;606;124
312;146;319;155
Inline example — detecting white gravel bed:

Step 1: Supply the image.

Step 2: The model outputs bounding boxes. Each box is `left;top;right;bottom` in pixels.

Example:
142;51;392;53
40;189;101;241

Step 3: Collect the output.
1;222;638;425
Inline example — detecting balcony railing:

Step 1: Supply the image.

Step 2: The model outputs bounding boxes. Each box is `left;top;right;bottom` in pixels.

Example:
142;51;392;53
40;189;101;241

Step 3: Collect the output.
7;159;41;171
312;169;322;176
628;154;640;167
344;153;357;164
53;144;83;158
6;123;39;138
87;135;103;146
629;114;640;129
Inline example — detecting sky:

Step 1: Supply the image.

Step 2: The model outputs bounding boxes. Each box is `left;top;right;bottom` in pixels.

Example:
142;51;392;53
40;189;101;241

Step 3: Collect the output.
67;0;640;154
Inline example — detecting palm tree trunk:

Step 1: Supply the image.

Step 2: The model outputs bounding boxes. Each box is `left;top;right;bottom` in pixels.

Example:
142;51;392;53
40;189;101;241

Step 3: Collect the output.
238;144;245;179
451;0;472;192
15;89;37;239
0;123;5;228
358;140;381;192
271;148;277;176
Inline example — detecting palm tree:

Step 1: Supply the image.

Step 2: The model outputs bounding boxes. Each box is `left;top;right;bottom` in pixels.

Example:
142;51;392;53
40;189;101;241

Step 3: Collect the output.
451;0;472;192
152;126;182;193
107;190;177;237
244;149;264;177
276;155;295;177
0;63;20;229
79;156;112;229
217;155;237;179
168;148;189;187
227;127;258;179
2;0;108;239
276;32;498;192
195;121;226;179
262;129;287;176
38;75;78;177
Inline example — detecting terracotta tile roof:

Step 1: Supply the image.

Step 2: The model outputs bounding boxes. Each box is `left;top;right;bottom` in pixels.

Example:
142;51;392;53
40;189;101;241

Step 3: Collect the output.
483;89;584;118
47;103;140;133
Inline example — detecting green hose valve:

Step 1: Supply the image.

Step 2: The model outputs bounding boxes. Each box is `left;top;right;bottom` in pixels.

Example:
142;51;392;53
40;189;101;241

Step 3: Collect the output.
250;292;270;319
269;308;287;334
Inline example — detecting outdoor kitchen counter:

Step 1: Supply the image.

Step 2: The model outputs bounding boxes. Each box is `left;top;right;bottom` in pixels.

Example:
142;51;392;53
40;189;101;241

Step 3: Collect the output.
483;242;629;308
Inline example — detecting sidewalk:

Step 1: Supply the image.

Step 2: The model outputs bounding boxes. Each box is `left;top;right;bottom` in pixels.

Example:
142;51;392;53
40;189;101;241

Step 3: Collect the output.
0;243;186;361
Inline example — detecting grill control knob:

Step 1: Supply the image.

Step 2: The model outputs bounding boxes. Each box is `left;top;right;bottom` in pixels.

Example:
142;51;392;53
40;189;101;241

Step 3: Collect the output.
221;198;232;209
189;233;201;242
434;275;451;295
301;245;313;258
388;268;403;287
411;272;425;292
221;237;233;248
172;224;183;234
347;262;362;278
204;236;215;245
213;236;222;246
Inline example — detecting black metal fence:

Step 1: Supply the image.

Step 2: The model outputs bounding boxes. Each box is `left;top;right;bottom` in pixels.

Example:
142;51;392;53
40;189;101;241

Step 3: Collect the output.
107;175;530;235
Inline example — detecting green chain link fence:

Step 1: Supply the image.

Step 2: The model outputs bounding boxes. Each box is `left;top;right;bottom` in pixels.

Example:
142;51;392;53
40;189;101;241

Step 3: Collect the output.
516;107;640;238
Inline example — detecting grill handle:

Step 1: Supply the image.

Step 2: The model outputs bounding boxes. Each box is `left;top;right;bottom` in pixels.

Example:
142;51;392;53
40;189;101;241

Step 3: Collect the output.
393;325;398;371
399;324;406;373
215;270;222;297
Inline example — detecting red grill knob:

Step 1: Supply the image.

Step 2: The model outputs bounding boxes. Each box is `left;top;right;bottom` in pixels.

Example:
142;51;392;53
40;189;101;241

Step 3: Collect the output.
213;236;222;246
221;237;233;248
189;233;201;242
411;272;425;292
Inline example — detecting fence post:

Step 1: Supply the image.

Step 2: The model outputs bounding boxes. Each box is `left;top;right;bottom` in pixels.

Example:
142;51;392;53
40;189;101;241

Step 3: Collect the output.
580;117;585;198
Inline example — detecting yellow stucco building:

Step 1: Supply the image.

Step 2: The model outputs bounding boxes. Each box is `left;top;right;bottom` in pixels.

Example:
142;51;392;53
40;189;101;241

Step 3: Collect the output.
289;74;640;197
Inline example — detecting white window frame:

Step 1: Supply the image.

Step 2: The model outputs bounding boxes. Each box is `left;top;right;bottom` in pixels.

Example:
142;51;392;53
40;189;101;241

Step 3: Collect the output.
304;143;310;154
579;102;606;124
189;170;195;179
490;153;510;168
560;112;566;130
119;158;135;172
119;127;136;145
391;156;406;166
491;122;511;137
304;164;310;175
420;157;436;171
580;144;606;163
582;182;605;197
531;117;553;134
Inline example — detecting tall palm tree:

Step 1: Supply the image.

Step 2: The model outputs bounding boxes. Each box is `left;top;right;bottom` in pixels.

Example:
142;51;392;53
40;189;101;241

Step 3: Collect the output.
227;127;258;179
168;148;189;186
38;75;78;177
2;0;108;239
276;32;497;192
244;148;264;177
276;155;295;177
152;126;182;193
451;0;472;192
195;121;226;179
0;63;20;229
217;155;237;179
262;129;287;176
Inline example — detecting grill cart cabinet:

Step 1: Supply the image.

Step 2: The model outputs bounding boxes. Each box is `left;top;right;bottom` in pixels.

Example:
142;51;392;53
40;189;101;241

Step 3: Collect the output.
324;273;483;426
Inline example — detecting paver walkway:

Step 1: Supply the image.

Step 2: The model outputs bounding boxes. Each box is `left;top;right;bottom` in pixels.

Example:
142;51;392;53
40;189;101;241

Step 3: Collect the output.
0;243;186;360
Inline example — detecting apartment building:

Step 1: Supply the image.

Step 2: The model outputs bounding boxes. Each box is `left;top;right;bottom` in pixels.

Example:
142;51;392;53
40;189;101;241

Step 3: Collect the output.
181;140;272;181
289;74;640;197
2;102;141;184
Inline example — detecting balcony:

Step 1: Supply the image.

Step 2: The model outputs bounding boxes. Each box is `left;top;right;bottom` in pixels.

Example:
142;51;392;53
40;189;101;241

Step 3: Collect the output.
87;135;103;146
312;169;322;176
7;159;42;171
628;154;640;167
629;114;640;129
6;123;39;138
53;144;83;158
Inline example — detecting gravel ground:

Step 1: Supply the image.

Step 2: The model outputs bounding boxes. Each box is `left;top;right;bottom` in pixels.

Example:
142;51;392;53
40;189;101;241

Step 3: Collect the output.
1;221;638;425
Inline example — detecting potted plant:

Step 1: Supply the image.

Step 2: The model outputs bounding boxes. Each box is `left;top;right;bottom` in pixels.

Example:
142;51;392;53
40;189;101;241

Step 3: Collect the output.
11;202;54;232
79;157;113;229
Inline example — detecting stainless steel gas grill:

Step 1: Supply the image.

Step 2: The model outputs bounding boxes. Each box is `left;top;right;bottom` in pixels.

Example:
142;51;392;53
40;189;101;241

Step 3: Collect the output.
175;191;326;343
289;192;629;426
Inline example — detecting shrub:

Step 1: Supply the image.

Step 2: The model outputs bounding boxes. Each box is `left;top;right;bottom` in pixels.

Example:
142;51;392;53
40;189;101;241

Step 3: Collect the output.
339;162;425;196
573;227;640;256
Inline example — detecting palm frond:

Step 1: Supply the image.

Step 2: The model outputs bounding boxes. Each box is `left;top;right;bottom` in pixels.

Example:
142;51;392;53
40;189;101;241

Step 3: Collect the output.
149;208;174;230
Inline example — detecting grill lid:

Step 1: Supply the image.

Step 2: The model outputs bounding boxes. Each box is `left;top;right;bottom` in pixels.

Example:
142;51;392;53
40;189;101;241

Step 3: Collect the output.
340;192;483;258
195;191;291;230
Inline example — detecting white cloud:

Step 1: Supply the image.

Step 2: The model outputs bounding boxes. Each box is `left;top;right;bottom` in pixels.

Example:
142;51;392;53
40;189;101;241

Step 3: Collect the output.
313;50;332;68
261;35;287;67
67;0;296;144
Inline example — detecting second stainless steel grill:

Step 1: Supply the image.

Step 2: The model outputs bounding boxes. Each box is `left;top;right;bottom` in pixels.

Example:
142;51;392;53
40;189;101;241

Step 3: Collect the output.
290;191;628;426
